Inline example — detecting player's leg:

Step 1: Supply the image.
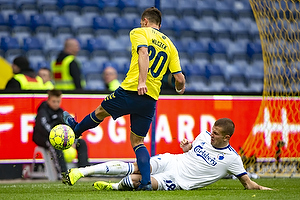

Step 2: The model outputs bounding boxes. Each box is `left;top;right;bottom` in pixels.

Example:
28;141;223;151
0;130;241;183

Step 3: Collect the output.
129;95;156;191
131;133;152;190
63;105;109;138
123;174;159;190
76;139;89;167
80;161;135;176
64;88;130;138
93;174;159;191
94;175;136;191
62;161;135;186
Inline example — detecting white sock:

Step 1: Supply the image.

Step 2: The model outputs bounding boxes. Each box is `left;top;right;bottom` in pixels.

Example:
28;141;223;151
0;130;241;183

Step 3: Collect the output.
116;176;134;190
79;161;134;176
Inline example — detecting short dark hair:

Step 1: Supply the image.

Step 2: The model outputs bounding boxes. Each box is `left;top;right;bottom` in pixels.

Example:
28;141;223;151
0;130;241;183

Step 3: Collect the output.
39;67;51;72
141;7;162;26
13;56;30;71
47;89;62;98
214;118;235;137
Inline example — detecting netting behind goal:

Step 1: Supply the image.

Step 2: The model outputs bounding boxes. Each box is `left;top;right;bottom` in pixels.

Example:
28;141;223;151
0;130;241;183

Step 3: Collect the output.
241;0;300;177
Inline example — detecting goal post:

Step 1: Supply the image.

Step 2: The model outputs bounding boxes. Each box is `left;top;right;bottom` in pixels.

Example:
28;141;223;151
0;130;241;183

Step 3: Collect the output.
241;0;300;177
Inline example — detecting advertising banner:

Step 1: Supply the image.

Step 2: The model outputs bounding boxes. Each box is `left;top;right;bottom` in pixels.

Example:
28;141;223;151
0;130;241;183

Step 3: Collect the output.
0;94;298;163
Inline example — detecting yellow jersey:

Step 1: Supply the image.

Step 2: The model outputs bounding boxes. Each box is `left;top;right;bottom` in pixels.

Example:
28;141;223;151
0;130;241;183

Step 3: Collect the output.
121;27;182;100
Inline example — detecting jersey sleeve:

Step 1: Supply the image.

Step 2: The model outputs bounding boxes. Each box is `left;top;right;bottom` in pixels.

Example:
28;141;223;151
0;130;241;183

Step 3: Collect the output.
168;42;182;74
227;156;247;177
191;131;208;147
130;28;148;53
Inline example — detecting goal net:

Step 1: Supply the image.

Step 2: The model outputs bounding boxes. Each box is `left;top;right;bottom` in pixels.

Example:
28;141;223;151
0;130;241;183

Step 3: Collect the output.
241;0;300;177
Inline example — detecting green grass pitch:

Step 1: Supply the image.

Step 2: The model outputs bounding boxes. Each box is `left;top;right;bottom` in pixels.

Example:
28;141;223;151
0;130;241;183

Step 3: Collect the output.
0;178;300;200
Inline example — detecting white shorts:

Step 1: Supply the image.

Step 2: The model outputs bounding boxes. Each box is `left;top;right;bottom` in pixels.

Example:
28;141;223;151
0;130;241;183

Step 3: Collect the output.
150;153;181;191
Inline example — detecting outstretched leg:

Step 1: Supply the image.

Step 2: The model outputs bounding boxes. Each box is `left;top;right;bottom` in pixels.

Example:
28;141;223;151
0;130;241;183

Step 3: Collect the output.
62;161;135;186
63;105;110;138
93;174;159;191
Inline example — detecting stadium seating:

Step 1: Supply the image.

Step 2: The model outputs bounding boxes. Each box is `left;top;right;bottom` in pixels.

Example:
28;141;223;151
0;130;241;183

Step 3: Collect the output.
135;0;154;12
231;19;251;41
1;36;20;52
177;0;197;17
76;49;90;62
118;0;138;10
246;65;264;92
160;0;178;14
72;15;93;35
0;1;16;21
0;0;265;92
30;14;51;31
9;13;29;30
234;0;254;20
1;36;24;63
113;17;134;32
225;64;248;91
39;3;60;19
193;17;215;41
23;37;43;51
27;50;47;72
196;1;216;18
215;0;235;19
106;36;131;54
98;0;119;9
93;16;114;30
57;0;79;8
247;42;262;60
81;60;106;90
89;50;109;65
78;0;99;7
86;37;108;52
0;14;11;38
205;63;227;91
187;40;209;59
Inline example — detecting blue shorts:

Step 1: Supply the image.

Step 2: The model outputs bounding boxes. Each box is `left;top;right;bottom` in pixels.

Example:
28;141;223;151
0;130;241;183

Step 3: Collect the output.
101;87;157;137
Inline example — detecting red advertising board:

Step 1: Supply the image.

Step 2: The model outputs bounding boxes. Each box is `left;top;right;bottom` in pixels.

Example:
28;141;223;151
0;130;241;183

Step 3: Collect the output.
0;94;299;163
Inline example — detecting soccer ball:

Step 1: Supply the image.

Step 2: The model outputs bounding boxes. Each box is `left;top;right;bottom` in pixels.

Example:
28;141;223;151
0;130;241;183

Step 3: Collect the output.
49;124;75;150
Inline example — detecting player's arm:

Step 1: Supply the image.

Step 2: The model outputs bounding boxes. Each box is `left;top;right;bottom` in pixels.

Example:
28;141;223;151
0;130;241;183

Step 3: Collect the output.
238;174;273;190
137;46;149;95
173;72;185;94
36;109;53;132
69;61;82;89
180;138;192;152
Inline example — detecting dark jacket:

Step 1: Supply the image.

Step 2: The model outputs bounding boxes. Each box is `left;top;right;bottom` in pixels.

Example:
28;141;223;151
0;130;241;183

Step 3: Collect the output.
33;101;65;148
5;69;37;89
55;51;82;89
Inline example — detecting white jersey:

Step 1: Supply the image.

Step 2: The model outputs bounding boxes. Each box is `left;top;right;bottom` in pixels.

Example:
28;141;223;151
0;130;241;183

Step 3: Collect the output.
174;131;247;190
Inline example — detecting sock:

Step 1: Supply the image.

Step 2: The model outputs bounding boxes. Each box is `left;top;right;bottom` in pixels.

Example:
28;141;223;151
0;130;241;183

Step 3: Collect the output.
74;111;102;137
116;176;134;190
79;161;134;176
133;144;151;185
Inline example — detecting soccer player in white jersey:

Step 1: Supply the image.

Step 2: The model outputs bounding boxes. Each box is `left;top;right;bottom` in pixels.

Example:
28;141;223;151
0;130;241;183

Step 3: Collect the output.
64;118;272;191
62;7;185;190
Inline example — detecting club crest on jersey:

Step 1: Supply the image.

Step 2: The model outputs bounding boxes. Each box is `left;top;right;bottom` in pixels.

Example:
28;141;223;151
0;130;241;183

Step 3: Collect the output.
194;144;217;166
217;153;225;160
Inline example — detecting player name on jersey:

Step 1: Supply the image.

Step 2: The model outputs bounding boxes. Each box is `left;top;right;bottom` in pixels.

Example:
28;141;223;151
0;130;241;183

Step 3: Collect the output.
151;39;167;50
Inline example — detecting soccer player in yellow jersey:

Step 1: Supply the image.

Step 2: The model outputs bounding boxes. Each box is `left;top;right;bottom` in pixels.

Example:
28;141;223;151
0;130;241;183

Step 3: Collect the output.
62;7;186;190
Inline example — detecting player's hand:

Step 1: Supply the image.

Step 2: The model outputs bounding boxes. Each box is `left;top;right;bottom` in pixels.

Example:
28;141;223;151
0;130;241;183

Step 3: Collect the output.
180;138;189;148
259;186;273;190
180;138;191;152
137;83;148;95
176;87;185;95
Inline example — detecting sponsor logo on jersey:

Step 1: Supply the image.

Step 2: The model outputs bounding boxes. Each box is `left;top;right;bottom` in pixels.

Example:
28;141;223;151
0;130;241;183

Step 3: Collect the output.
194;143;217;166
